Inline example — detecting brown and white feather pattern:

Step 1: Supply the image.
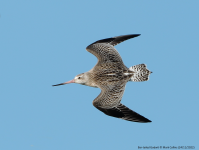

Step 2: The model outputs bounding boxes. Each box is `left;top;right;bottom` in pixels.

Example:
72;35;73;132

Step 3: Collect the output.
53;34;152;122
85;34;152;123
86;43;127;70
129;64;152;82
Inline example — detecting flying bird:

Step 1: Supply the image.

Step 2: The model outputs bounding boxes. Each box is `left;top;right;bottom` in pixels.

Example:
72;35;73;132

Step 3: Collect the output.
53;34;152;123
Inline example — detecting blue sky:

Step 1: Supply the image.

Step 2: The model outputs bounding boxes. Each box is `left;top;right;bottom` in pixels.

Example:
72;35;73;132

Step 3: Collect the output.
0;0;199;150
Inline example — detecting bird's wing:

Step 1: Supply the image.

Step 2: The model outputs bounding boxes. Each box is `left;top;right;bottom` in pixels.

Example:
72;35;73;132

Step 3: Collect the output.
86;34;140;69
95;103;151;123
93;83;151;123
89;34;140;47
93;83;126;109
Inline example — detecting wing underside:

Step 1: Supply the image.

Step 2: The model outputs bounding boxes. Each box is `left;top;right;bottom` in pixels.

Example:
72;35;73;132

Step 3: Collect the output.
94;103;151;123
86;34;140;69
88;34;151;123
89;34;140;46
92;84;151;123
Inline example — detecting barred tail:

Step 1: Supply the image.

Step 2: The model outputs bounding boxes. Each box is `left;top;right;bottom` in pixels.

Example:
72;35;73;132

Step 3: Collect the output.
129;64;152;82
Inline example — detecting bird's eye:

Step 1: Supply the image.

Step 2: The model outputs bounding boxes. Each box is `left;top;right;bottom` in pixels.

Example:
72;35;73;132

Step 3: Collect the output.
78;77;81;79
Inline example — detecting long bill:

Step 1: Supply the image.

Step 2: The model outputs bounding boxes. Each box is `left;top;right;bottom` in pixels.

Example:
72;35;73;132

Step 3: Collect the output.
52;79;75;86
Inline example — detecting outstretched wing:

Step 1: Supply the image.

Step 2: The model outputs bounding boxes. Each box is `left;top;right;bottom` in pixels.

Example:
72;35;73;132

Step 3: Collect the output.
89;34;140;46
92;82;151;123
86;34;140;69
95;103;151;123
93;83;126;108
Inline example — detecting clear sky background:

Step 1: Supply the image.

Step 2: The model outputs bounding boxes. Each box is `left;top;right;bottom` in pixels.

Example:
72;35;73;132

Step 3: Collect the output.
0;1;199;150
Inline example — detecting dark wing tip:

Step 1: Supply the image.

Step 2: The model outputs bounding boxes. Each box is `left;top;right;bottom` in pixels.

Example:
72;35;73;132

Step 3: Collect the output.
87;34;141;48
110;34;141;46
138;117;152;123
113;34;141;38
94;103;151;123
117;104;151;123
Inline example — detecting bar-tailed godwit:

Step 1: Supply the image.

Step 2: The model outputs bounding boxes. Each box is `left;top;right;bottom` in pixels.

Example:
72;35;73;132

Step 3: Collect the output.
53;34;152;123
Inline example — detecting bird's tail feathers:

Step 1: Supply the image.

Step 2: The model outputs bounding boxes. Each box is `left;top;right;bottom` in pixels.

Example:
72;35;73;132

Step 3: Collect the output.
129;64;152;82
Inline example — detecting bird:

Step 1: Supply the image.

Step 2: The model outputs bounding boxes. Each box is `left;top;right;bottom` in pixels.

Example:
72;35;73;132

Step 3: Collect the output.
53;34;152;123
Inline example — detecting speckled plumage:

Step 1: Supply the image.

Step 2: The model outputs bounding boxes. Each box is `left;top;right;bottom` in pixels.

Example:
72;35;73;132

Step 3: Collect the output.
53;34;152;123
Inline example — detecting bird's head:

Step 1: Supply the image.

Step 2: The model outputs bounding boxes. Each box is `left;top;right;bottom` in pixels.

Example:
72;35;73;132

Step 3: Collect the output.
74;73;89;84
52;73;88;86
